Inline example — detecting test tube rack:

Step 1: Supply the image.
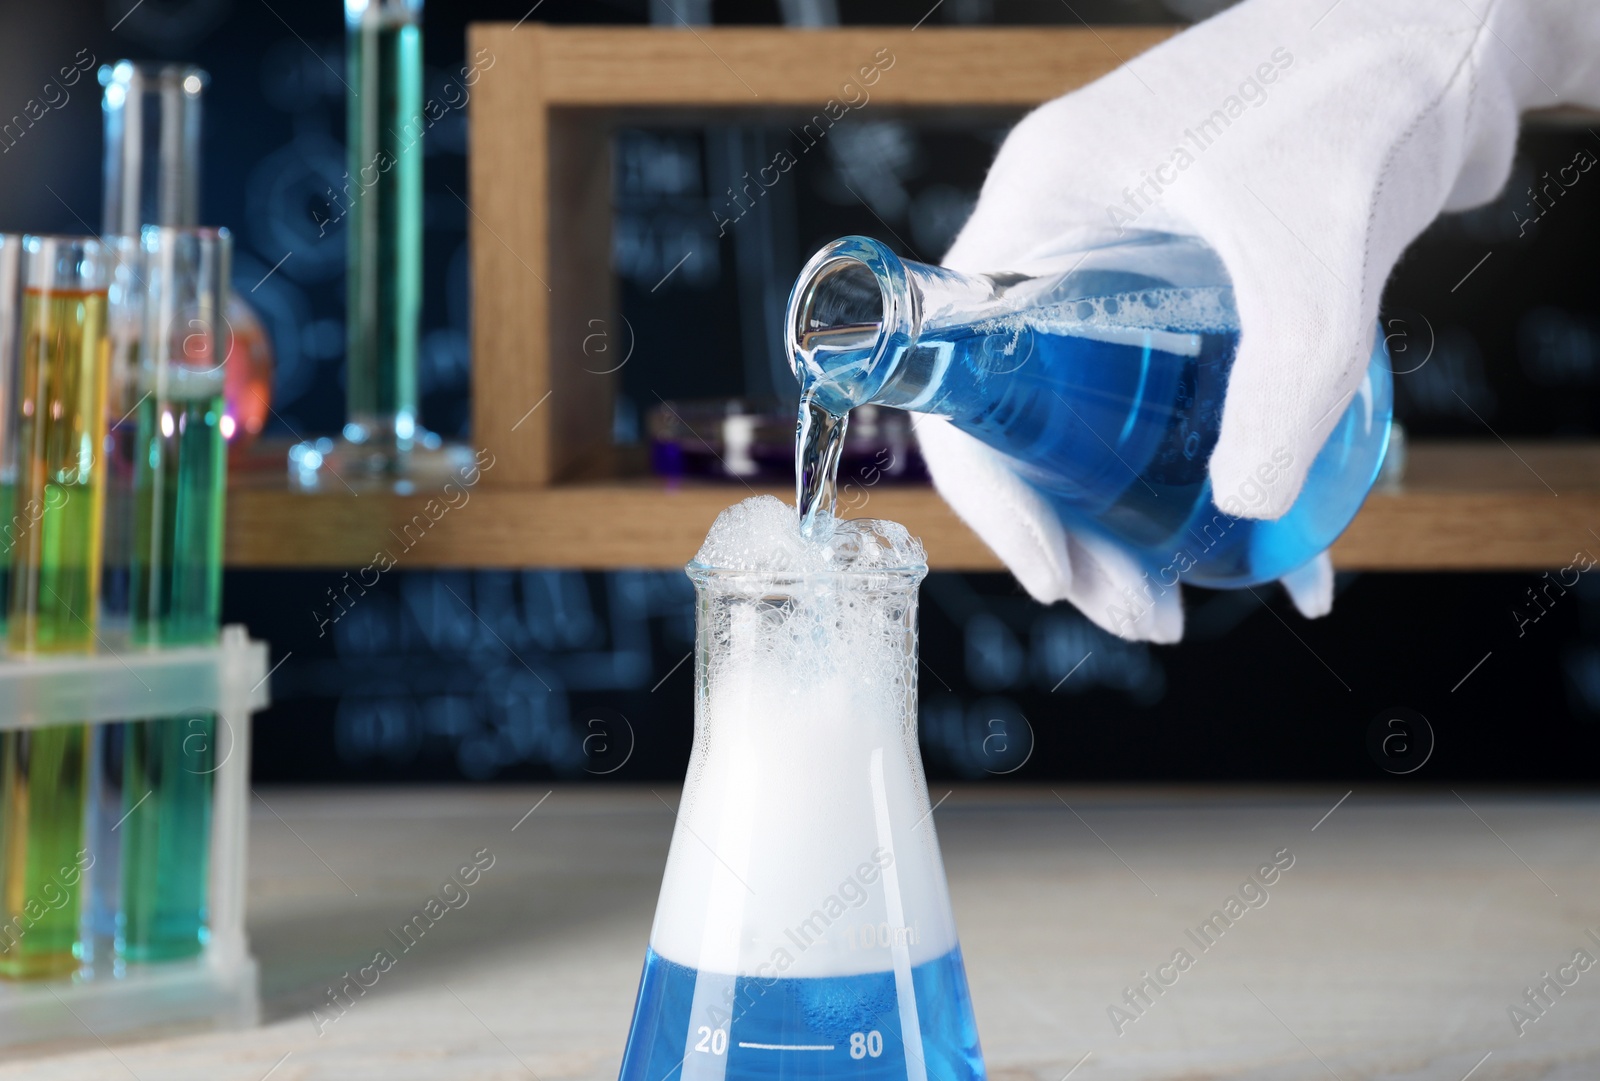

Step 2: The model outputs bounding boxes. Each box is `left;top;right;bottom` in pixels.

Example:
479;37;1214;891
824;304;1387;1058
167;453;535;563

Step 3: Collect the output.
0;625;268;1050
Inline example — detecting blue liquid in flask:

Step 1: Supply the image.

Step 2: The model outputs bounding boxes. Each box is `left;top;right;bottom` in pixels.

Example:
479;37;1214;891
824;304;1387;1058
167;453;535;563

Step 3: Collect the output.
790;235;1393;587
619;946;983;1081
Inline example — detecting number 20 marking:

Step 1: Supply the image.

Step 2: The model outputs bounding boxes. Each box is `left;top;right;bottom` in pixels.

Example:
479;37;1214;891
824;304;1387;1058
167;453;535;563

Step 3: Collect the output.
849;1031;883;1059
694;1026;728;1055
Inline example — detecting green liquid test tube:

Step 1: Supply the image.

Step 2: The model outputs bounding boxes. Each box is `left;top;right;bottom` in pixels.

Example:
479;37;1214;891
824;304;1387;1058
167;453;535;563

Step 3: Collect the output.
0;237;112;980
96;63;210;965
118;227;230;963
118;715;213;962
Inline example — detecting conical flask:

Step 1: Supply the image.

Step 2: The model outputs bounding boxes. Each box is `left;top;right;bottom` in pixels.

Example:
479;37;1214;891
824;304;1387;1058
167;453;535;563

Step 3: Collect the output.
787;233;1393;588
619;500;984;1081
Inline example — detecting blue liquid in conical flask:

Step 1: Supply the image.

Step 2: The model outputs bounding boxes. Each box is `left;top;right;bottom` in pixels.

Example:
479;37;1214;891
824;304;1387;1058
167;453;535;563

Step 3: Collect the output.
619;946;984;1081
798;275;1392;588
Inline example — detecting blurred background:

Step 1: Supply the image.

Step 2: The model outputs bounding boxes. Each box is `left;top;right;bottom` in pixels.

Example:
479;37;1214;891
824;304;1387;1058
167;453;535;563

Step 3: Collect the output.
3;0;1597;785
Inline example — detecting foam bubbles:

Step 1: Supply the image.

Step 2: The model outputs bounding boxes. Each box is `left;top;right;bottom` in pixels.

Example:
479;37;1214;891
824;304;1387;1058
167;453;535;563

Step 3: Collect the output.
691;494;927;576
649;496;955;978
979;284;1239;337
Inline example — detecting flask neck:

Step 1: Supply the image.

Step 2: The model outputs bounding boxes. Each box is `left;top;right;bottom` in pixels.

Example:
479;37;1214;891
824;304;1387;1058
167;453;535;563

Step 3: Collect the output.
787;232;1237;419
786;236;996;416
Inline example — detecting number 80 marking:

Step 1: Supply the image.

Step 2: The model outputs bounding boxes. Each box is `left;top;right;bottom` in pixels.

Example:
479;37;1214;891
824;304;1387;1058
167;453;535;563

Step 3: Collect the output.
849;1031;883;1059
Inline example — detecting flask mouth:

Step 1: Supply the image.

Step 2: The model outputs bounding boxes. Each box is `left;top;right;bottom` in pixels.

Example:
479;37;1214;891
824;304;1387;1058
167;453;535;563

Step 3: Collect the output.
685;496;928;584
785;236;916;412
686;562;928;587
686;523;929;584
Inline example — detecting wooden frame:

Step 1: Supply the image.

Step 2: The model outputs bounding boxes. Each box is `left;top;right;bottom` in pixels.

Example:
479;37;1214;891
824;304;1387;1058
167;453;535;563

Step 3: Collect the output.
465;24;1176;486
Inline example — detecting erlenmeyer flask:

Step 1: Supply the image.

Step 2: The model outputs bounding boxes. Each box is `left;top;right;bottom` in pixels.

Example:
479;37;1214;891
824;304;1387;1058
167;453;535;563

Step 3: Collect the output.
619;501;984;1081
787;233;1393;588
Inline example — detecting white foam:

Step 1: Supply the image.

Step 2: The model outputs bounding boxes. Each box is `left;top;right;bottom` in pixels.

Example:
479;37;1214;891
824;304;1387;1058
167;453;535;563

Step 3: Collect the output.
652;496;956;978
691;494;926;576
976;284;1238;360
1042;284;1238;335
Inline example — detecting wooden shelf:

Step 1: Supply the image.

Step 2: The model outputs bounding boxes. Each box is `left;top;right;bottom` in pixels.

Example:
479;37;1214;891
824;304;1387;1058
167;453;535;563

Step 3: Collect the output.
224;441;1600;571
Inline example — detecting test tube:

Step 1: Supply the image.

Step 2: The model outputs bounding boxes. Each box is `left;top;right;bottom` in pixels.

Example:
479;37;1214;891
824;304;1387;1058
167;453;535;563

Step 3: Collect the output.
96;62;206;965
0;236;112;980
81;235;141;970
0;234;23;635
344;0;423;464
117;226;230;962
100;61;205;634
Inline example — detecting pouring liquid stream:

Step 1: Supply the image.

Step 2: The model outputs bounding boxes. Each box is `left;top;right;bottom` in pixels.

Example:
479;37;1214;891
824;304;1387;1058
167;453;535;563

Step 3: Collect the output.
795;317;883;535
796;393;847;536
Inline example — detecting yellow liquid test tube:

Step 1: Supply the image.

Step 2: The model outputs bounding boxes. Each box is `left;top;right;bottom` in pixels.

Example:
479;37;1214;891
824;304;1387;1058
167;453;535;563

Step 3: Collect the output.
0;237;110;980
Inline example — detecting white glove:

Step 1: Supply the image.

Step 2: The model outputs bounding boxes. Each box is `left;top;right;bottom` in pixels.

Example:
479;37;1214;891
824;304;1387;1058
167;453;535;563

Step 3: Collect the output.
923;0;1600;643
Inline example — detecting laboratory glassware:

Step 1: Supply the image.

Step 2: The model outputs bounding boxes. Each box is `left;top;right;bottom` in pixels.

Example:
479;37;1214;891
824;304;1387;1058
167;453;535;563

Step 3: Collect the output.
99;61;273;463
0;236;113;979
343;0;423;469
290;0;473;489
0;627;270;1040
101;60;203;635
618;502;985;1081
0;234;23;636
787;232;1393;587
118;226;231;962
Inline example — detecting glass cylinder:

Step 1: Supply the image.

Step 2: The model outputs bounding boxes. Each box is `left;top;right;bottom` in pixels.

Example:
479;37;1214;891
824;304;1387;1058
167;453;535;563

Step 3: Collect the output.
99;62;205;242
100;62;205;634
0;235;111;980
99;61;271;464
618;521;985;1081
344;0;423;464
117;226;230;963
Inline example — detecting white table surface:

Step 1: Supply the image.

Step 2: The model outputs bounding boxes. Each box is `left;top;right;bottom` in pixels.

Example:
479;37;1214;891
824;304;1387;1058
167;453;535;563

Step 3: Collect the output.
5;785;1599;1080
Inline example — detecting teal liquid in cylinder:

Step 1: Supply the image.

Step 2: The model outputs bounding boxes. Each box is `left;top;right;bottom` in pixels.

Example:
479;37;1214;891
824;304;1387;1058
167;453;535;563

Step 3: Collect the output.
788;233;1393;588
120;374;226;962
344;0;423;454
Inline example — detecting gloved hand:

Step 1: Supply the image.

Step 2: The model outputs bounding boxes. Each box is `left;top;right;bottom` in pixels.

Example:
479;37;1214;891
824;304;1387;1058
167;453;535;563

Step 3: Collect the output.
920;0;1600;643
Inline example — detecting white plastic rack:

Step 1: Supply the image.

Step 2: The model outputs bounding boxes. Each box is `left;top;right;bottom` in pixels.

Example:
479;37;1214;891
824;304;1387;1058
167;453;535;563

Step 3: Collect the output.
0;624;268;1049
